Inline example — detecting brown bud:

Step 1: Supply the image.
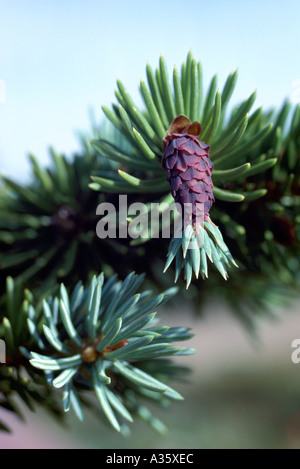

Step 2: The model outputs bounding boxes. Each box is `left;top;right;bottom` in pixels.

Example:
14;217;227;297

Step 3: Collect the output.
82;345;98;363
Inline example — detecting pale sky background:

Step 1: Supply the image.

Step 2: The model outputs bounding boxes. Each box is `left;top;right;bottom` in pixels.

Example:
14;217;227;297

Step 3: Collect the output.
0;0;299;180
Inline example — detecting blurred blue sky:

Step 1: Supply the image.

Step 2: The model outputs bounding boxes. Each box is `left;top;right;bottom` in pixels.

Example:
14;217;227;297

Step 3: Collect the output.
0;0;299;180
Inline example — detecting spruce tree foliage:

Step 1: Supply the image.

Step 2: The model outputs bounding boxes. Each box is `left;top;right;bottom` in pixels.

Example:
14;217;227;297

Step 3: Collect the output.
0;51;299;435
0;132;115;294
0;277;63;432
89;52;282;288
28;273;193;432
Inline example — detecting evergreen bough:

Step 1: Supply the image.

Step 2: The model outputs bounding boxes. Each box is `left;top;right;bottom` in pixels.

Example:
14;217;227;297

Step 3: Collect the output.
0;51;299;435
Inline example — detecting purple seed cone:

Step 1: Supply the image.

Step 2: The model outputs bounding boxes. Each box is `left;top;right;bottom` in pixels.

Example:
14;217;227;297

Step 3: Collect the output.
162;132;214;228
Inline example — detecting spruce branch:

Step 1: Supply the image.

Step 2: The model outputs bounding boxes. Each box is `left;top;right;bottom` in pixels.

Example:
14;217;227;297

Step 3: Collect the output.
0;277;63;433
218;102;299;288
0;127;123;293
90;51;275;287
27;272;194;433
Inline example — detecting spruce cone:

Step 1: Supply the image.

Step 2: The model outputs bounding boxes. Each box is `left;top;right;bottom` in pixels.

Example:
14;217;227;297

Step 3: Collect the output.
162;116;214;229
